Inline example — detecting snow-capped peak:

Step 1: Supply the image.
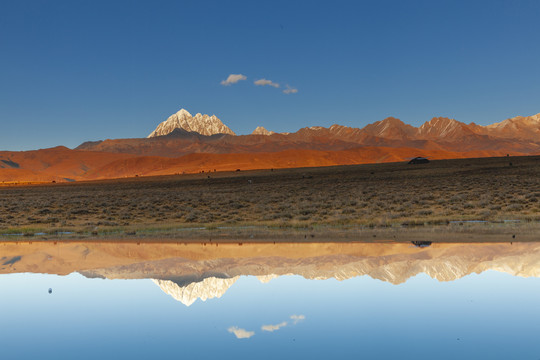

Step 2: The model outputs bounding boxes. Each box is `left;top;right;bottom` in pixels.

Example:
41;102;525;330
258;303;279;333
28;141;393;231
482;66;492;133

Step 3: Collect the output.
176;108;192;118
148;108;236;137
252;126;275;135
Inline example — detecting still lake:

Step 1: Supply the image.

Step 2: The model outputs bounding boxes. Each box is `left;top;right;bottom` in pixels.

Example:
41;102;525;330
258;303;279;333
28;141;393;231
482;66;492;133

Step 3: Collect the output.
1;241;540;359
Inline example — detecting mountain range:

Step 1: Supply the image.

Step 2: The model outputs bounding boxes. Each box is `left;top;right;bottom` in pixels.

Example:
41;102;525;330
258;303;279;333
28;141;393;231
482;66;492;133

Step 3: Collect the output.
1;108;539;182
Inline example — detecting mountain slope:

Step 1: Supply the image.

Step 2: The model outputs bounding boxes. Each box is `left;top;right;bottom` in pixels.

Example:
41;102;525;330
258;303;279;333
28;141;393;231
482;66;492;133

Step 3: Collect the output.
361;117;417;140
471;113;540;141
81;146;515;180
0;146;135;182
417;117;477;140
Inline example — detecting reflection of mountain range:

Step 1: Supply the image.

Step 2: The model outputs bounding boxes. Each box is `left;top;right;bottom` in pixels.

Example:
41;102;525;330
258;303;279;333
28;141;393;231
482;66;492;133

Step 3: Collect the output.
1;109;539;182
2;241;540;305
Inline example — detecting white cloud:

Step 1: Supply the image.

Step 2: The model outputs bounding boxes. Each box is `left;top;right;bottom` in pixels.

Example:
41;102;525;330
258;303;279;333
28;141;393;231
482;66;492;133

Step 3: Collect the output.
283;85;298;94
261;321;288;332
254;78;280;88
221;74;247;86
227;326;255;339
290;314;305;324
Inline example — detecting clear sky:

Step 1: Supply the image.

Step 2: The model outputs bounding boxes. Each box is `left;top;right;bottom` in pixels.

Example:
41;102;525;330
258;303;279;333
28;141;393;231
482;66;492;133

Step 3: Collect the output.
1;0;539;151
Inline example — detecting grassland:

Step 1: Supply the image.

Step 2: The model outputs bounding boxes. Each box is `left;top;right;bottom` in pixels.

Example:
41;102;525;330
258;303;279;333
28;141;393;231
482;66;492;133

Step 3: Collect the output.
0;155;539;241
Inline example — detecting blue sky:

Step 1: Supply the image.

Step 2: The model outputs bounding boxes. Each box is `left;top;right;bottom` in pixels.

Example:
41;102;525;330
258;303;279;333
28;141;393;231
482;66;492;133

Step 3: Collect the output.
1;0;539;150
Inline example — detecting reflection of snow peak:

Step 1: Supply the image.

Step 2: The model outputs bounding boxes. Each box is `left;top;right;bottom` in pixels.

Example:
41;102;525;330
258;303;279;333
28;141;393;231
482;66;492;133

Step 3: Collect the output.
153;276;239;306
256;274;279;283
154;275;281;306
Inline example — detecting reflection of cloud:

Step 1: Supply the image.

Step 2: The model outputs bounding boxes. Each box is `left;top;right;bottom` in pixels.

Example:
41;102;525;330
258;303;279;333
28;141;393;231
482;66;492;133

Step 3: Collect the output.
290;314;305;324
228;326;255;339
261;321;288;332
254;78;280;88
221;74;247;86
283;85;298;94
261;315;304;333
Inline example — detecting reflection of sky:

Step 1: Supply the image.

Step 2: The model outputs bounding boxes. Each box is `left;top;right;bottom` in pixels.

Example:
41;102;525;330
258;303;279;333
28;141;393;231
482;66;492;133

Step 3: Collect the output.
1;272;540;359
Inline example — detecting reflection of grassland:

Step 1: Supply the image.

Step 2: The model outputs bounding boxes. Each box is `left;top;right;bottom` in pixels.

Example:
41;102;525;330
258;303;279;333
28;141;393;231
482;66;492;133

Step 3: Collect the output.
0;155;539;239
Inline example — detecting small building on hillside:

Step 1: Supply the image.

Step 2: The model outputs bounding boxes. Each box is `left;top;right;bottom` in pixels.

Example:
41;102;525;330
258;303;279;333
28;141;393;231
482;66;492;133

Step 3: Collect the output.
408;157;430;164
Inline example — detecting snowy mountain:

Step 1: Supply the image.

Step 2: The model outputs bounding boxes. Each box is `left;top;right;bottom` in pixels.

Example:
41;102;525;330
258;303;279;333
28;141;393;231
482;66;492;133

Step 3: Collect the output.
148;109;236;137
251;126;275;135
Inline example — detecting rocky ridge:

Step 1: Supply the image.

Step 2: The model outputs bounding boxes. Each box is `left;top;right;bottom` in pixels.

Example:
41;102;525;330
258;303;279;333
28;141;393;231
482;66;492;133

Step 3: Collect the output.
148;108;540;143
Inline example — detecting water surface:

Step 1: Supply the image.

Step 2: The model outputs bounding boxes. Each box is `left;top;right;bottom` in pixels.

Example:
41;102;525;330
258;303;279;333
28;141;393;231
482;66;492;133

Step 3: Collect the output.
1;241;540;359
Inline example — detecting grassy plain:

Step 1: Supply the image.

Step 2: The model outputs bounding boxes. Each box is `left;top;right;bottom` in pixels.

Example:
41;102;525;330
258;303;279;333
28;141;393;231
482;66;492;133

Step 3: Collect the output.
0;155;539;241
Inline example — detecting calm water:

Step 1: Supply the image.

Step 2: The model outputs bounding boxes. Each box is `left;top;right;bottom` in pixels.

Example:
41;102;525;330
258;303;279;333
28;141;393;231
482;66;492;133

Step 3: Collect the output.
1;241;540;359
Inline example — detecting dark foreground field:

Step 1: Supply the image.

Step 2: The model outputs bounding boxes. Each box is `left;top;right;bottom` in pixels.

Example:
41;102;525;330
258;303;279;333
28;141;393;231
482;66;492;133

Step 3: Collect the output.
0;155;539;241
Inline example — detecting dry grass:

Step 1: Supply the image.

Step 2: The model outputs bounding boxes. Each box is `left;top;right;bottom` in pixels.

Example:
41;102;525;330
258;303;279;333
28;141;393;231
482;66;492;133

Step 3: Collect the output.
0;155;539;237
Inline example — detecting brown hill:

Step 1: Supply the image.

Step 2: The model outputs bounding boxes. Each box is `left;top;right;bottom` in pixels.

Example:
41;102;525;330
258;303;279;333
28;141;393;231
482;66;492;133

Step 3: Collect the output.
361;117;417;140
0;146;135;182
82;146;515;180
0;168;64;183
0;145;519;183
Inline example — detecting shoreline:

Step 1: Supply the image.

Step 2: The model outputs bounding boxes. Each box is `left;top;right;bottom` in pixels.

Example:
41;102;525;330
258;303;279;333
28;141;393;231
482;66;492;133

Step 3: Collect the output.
1;221;538;243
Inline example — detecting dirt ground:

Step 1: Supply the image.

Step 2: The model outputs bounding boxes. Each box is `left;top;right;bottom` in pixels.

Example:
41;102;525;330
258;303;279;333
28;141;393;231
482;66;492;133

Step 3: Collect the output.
0;155;539;240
